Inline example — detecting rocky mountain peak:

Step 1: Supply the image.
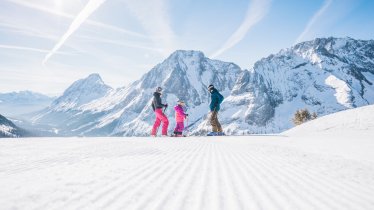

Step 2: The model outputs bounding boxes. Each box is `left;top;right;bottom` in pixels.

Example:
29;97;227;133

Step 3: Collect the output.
64;74;107;92
50;74;112;111
223;37;374;134
168;50;205;60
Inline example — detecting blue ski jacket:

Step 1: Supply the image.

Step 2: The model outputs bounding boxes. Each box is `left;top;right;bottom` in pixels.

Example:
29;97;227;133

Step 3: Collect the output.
209;88;224;112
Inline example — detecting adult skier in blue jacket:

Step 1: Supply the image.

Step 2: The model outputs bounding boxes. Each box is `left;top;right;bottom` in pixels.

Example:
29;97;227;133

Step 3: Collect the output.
207;84;224;136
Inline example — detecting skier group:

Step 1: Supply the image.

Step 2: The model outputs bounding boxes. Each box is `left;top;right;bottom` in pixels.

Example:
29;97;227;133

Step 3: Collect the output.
151;85;225;137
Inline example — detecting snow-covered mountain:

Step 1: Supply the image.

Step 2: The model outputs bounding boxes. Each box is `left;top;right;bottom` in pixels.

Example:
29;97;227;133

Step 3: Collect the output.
28;37;374;136
29;74;113;136
109;50;242;136
0;91;54;117
30;51;241;136
0;114;29;137
220;37;374;134
50;73;113;111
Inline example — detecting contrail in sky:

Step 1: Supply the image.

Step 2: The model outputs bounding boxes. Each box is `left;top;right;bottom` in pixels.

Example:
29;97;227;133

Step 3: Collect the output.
210;0;271;58
7;0;147;39
295;0;333;44
43;0;107;65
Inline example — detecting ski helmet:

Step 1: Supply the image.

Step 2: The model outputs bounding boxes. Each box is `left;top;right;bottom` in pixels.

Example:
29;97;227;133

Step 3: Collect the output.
156;87;163;93
208;84;214;92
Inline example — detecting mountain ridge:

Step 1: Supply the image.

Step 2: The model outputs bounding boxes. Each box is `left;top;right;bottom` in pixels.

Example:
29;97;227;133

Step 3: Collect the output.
27;37;374;136
0;91;54;117
220;37;374;134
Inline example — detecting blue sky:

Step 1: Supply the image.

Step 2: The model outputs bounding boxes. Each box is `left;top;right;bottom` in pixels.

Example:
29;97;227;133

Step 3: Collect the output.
0;0;373;95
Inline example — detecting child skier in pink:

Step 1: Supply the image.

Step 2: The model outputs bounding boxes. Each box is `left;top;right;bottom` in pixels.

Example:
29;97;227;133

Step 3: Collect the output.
173;99;188;137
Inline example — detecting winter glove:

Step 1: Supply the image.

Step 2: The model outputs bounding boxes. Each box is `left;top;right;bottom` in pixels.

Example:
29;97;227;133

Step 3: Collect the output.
164;104;168;108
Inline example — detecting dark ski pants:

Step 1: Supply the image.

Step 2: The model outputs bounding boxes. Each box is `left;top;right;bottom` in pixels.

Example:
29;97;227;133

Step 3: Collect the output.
210;111;222;132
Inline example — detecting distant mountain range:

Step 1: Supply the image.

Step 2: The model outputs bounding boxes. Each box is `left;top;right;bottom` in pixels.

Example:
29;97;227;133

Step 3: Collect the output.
17;37;374;136
0;91;54;117
29;51;242;136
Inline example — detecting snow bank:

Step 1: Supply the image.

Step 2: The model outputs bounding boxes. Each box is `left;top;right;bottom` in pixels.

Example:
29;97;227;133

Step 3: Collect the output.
283;104;374;136
280;105;374;162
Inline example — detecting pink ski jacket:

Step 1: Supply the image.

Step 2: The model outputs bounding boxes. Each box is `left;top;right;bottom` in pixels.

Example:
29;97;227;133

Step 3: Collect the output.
174;105;187;122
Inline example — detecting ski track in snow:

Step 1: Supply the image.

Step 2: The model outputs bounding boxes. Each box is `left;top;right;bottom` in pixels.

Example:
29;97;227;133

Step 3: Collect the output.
1;137;374;210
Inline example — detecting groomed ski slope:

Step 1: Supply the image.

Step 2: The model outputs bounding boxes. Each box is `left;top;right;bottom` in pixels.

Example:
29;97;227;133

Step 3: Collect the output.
1;106;374;210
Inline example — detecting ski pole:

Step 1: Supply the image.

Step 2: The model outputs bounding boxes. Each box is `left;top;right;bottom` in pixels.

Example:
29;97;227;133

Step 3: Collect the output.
163;104;167;113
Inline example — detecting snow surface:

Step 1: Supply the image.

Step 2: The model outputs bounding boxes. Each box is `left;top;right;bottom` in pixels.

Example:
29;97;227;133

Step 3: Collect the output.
1;105;374;210
283;104;374;136
324;75;352;108
1;135;373;210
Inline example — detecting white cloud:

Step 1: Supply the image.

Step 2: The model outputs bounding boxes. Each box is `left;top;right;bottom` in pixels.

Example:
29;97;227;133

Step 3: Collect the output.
0;44;72;55
210;0;271;58
121;0;177;55
43;0;107;64
0;15;149;54
5;0;148;39
5;0;176;58
295;0;333;44
0;21;90;56
6;0;72;18
76;35;164;52
0;22;62;44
